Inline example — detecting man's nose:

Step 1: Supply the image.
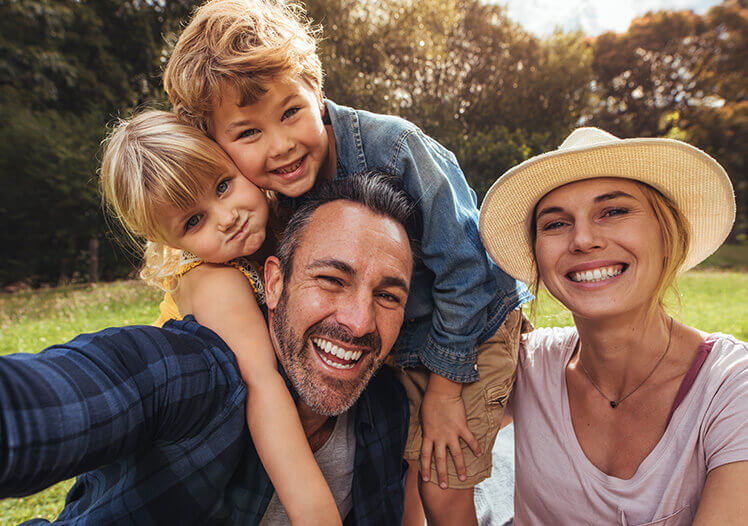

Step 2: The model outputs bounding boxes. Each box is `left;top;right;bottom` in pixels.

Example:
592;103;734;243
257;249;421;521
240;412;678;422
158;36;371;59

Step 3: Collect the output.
335;291;376;338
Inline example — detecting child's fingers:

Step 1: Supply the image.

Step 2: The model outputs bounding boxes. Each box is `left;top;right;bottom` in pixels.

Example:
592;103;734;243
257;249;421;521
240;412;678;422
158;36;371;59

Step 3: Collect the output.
434;443;449;489
449;439;468;482
461;427;482;458
420;440;433;482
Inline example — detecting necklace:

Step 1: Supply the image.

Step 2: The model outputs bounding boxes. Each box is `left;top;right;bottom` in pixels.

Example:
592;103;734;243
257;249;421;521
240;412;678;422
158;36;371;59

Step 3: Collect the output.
577;316;674;408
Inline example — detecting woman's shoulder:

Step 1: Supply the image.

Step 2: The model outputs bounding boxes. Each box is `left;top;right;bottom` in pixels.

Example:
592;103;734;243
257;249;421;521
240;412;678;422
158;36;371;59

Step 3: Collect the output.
519;326;578;367
703;333;748;382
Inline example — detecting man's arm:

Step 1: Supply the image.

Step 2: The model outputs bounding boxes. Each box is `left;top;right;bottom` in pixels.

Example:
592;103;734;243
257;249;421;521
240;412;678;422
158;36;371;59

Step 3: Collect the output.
0;322;232;497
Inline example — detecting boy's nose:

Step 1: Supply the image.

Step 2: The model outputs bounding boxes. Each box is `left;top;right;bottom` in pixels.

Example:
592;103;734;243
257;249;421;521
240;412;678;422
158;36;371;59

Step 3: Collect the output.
268;129;294;158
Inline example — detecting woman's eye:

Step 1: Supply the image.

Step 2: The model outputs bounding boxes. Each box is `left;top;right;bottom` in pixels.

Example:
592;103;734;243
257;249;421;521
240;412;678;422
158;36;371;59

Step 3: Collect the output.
185;214;202;230
282;107;300;120
216;179;230;195
541;220;565;231
603;207;628;218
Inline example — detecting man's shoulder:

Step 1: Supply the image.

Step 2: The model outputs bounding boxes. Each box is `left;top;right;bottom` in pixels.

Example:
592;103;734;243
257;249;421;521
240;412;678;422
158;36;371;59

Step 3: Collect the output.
359;366;408;418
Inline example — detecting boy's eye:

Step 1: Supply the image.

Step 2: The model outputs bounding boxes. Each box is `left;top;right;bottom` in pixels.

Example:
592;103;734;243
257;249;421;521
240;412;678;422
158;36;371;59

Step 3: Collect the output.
216;178;230;195
237;128;259;140
185;214;202;231
282;107;300;120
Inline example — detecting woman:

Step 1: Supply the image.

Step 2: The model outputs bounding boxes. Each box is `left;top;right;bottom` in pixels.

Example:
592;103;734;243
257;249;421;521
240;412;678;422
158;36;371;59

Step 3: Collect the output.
479;128;747;525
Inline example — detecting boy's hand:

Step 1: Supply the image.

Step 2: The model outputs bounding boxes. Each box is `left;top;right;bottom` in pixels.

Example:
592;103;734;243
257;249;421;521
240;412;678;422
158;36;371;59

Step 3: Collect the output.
419;373;482;489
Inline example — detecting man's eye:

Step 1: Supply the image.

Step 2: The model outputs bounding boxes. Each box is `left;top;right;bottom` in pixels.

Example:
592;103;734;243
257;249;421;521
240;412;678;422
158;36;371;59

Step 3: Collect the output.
377;292;401;304
185;214;202;230
216;179;230;195
282;107;300;120
319;275;343;286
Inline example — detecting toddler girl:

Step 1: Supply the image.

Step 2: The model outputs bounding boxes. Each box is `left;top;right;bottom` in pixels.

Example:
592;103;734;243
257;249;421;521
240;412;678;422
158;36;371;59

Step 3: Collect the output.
100;109;341;525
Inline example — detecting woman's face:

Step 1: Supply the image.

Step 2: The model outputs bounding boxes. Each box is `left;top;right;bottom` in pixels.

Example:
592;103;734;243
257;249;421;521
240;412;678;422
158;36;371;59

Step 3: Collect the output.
533;177;665;321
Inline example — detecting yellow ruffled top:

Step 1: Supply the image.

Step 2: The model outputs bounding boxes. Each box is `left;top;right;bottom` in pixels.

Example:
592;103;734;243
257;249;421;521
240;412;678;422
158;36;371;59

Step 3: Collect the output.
153;251;265;327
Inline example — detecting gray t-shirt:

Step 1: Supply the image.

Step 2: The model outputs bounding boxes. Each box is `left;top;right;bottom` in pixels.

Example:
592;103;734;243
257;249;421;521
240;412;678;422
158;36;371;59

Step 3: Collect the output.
511;327;748;526
260;407;356;525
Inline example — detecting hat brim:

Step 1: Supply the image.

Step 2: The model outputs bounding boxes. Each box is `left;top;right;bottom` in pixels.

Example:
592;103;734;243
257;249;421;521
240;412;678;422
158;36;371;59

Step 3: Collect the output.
479;138;736;284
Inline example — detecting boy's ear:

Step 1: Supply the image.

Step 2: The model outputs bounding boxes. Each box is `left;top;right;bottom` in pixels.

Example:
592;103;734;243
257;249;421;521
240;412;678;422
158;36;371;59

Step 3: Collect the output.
264;256;284;310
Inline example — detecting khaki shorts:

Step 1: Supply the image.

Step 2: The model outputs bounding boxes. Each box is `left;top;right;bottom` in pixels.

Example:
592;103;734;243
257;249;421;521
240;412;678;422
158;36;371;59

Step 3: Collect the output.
395;309;527;489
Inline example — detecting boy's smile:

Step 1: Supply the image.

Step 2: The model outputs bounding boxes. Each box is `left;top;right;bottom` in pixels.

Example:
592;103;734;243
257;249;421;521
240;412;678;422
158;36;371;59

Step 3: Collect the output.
209;75;336;197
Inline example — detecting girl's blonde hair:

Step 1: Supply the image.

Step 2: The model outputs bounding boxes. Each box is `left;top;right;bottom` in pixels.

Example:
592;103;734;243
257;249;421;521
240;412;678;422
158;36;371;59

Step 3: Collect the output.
530;180;691;317
100;110;235;288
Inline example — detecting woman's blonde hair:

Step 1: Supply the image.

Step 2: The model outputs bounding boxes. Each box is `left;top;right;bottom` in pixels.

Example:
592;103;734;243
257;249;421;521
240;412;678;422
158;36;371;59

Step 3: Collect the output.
530;180;691;315
100;110;235;288
164;0;323;133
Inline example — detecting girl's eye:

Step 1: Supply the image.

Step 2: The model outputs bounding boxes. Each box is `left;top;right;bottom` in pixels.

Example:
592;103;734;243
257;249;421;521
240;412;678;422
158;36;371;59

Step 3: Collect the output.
216;178;230;195
185;214;202;231
282;107;300;120
237;128;259;140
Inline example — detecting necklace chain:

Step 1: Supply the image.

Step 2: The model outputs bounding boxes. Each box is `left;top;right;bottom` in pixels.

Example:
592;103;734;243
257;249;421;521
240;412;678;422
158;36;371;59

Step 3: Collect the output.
577;316;674;409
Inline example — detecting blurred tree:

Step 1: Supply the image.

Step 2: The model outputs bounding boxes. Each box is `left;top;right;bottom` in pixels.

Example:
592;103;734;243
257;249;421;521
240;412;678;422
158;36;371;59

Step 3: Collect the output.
0;0;198;285
591;0;746;237
307;0;593;199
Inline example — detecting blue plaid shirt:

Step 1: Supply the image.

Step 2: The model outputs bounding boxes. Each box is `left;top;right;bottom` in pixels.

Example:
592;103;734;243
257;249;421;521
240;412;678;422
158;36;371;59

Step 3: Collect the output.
0;316;409;525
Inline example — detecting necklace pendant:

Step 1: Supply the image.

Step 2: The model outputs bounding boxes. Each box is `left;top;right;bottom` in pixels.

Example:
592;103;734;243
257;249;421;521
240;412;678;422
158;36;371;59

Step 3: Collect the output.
610;401;618;408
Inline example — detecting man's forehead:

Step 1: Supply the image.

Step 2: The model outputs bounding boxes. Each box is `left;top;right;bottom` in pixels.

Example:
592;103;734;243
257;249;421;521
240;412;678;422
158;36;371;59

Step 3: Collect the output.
299;201;412;273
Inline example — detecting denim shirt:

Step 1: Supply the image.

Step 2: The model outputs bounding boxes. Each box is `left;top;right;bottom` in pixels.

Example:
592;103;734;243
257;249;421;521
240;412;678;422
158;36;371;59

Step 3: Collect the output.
0;317;408;525
325;100;532;382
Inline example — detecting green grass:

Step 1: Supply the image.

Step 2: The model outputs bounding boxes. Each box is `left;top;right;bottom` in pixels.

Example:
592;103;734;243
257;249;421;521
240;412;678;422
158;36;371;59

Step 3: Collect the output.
0;273;745;523
696;239;748;271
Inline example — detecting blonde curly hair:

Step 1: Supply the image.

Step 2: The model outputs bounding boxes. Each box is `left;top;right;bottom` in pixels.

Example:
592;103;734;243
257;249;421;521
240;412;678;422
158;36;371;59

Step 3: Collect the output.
164;0;323;133
100;110;237;289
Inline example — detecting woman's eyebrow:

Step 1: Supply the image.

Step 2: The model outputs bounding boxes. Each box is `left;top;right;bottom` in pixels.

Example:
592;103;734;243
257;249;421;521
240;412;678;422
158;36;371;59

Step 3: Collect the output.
535;206;563;220
594;191;635;203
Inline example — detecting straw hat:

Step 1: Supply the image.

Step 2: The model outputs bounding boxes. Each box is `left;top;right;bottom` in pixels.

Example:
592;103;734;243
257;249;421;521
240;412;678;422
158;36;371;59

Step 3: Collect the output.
478;127;735;284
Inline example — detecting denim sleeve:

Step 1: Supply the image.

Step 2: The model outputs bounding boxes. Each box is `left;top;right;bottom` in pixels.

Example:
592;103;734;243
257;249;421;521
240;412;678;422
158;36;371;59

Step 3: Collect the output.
392;130;510;382
0;323;233;497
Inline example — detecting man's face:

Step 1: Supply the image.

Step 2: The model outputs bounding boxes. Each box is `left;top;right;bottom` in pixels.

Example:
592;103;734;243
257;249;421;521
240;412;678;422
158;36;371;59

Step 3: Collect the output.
265;200;413;416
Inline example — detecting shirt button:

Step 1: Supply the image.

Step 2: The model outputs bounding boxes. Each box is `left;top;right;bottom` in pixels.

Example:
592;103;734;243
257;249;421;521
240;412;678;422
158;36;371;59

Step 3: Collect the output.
474;364;478;371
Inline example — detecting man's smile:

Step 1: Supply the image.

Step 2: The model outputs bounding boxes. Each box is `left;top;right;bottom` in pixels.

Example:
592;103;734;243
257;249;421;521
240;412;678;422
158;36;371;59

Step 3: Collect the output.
311;336;366;370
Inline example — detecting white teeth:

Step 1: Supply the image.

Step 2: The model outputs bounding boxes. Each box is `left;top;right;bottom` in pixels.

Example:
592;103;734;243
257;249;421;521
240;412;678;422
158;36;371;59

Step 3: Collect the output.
570;266;623;283
320;354;355;369
312;337;363;365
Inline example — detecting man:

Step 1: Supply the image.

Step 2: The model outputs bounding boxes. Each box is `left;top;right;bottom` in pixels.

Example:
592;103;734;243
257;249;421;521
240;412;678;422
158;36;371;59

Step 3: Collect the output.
0;174;416;525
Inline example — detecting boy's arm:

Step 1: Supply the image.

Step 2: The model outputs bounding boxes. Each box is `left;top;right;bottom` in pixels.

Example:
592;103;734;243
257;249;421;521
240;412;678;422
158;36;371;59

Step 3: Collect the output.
177;265;342;526
390;130;526;486
0;323;223;497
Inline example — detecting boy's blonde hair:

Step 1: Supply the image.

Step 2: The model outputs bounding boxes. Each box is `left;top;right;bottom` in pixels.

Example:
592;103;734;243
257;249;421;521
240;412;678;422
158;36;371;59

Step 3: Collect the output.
164;0;323;133
100;110;234;288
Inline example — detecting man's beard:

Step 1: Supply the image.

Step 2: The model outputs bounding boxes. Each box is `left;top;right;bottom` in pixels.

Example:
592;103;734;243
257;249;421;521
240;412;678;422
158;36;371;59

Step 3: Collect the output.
271;290;384;416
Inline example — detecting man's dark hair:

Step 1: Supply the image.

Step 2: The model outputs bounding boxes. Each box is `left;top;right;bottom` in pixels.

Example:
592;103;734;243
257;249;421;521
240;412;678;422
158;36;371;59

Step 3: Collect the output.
277;170;420;279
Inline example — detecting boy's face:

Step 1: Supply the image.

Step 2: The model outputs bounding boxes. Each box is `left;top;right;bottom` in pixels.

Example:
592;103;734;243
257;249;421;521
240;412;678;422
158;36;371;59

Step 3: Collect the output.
209;76;334;197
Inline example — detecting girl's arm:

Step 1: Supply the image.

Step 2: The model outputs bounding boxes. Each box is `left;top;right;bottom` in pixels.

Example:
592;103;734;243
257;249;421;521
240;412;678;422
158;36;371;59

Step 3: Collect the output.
176;264;342;526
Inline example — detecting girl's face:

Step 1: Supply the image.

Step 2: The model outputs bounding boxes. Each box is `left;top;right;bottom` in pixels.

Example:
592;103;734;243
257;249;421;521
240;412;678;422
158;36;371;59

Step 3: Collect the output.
158;165;269;263
533;177;665;322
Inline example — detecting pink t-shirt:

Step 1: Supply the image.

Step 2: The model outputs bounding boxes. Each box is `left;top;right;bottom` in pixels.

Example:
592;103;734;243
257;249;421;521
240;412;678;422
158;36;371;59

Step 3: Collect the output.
510;327;748;526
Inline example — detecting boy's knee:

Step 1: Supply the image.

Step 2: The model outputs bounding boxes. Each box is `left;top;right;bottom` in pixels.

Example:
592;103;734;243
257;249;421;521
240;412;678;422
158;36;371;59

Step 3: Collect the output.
418;483;477;526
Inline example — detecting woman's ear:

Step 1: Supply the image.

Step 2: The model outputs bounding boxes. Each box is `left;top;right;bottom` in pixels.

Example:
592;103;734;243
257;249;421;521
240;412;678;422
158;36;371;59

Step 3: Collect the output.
264;256;284;310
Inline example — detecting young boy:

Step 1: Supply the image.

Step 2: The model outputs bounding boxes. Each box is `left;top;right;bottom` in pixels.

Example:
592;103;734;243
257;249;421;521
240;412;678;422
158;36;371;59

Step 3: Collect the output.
164;1;532;523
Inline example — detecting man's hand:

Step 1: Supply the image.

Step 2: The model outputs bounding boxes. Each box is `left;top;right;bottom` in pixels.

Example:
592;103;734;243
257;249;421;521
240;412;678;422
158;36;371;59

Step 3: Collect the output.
419;373;482;489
